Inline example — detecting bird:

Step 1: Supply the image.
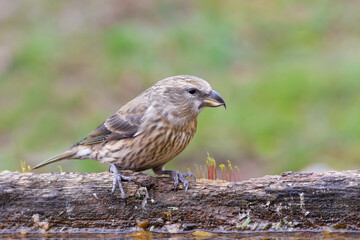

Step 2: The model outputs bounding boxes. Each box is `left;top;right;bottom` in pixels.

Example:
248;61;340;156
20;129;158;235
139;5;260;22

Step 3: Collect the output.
32;75;226;199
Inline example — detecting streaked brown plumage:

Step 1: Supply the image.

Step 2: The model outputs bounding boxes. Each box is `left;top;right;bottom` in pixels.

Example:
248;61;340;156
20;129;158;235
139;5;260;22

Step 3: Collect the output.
33;75;226;198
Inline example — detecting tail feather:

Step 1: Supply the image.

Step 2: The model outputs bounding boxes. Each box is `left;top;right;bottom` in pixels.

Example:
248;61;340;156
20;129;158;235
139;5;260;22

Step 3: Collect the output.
32;149;77;170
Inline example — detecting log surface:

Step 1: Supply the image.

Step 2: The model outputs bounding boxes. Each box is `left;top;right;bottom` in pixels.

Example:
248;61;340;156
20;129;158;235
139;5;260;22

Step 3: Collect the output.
1;170;360;233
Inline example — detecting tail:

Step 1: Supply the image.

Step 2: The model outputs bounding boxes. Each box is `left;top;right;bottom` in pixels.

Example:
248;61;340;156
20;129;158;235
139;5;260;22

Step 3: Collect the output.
32;149;78;170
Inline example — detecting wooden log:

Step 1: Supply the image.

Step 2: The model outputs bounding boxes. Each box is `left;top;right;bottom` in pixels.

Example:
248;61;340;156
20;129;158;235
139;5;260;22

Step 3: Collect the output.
1;170;360;233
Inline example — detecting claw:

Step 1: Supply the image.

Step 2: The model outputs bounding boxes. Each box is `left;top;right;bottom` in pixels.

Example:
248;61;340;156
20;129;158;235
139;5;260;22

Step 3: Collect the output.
152;167;196;192
169;170;196;192
110;164;132;199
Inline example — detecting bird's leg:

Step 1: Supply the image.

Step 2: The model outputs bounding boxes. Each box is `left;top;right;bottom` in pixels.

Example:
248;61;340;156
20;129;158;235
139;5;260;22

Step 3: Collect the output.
109;164;132;199
153;166;196;192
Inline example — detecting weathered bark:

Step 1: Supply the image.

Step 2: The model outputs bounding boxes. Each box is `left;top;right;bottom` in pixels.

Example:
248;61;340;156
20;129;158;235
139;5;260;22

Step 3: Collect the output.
1;170;360;233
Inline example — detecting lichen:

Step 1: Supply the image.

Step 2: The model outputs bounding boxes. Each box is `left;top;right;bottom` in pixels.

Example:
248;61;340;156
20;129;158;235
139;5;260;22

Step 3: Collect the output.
32;214;50;231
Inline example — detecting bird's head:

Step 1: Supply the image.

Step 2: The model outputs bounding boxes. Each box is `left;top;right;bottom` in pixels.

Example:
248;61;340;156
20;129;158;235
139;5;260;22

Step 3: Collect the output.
150;75;226;122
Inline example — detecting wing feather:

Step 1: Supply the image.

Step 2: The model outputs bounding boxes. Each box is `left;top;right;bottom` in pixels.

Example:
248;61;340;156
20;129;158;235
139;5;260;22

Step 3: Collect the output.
76;102;148;146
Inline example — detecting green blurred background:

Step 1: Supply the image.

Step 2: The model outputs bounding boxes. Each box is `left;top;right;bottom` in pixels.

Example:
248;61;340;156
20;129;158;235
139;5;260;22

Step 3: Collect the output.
1;0;360;179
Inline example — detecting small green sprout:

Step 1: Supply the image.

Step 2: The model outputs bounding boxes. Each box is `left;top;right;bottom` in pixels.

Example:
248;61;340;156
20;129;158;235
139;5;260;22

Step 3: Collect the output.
205;159;210;179
194;164;199;178
234;166;240;182
206;153;217;180
227;160;233;182
242;217;251;227
219;164;225;181
20;160;31;173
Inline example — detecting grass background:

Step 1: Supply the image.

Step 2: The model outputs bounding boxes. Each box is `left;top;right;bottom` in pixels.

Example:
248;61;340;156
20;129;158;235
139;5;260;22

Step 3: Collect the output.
1;1;360;179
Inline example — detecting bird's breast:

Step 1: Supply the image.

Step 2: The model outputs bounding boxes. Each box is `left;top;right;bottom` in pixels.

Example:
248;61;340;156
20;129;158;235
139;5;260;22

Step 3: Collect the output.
133;118;197;170
97;117;197;171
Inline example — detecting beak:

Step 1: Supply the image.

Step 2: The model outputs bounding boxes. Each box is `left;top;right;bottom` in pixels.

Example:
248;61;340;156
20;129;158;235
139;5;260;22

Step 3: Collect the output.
201;90;226;109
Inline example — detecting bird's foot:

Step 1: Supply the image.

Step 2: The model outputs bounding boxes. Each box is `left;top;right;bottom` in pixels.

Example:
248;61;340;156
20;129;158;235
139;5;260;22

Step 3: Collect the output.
109;164;132;199
167;170;196;192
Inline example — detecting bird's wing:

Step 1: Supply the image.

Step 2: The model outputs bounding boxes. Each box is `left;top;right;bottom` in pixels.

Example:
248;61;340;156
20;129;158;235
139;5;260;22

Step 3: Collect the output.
78;102;148;145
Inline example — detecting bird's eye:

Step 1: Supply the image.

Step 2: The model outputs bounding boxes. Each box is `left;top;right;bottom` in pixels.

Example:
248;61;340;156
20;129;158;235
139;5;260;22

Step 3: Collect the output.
188;88;197;95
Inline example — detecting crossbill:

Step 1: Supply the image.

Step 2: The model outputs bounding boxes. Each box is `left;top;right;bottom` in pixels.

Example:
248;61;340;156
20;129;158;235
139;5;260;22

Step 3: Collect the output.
33;75;226;198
